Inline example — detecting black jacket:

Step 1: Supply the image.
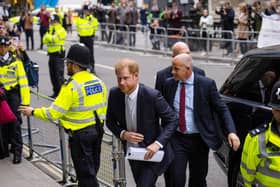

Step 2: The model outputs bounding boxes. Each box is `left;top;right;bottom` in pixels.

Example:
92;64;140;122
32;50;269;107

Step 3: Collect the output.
161;74;236;150
106;84;178;175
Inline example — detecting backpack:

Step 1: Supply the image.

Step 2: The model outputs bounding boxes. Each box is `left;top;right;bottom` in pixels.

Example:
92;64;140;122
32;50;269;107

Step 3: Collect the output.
20;51;39;88
24;60;39;88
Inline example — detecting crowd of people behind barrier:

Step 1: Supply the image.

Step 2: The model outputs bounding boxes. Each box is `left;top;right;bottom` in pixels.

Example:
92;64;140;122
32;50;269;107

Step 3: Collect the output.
1;0;280;57
81;0;280;57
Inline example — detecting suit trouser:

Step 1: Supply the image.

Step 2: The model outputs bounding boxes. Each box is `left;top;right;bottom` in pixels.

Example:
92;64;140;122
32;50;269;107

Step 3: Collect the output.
0;89;23;158
69;125;100;187
48;53;65;97
80;36;95;72
165;132;209;187
128;160;158;187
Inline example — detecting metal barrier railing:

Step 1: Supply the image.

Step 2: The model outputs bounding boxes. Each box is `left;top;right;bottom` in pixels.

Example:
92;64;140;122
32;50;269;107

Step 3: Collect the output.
22;89;125;187
93;23;269;61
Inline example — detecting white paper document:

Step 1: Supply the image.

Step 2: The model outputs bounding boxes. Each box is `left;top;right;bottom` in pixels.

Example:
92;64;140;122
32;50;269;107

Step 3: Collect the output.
126;147;164;162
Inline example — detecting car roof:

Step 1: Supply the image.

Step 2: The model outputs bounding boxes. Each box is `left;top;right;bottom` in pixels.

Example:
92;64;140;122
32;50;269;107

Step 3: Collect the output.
244;45;280;58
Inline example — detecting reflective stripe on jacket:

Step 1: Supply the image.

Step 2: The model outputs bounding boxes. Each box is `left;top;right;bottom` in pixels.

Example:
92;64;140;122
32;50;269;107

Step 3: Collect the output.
34;71;107;131
43;23;67;53
76;15;98;37
0;57;30;105
240;122;280;187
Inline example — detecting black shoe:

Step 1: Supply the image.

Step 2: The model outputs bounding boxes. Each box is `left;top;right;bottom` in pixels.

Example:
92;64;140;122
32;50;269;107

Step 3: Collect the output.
49;94;57;99
13;155;22;164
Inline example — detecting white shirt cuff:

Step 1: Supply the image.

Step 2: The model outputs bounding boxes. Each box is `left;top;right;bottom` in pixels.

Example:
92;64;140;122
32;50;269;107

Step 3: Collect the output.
120;130;126;140
155;141;163;148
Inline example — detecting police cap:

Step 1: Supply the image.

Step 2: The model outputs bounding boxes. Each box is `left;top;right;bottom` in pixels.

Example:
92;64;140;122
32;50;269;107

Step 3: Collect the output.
269;81;280;110
65;43;90;68
0;36;10;46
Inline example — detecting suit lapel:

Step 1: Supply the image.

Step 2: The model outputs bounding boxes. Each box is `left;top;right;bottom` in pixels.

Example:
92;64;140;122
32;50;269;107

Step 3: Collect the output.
170;79;178;105
118;89;127;129
136;84;143;133
193;74;199;110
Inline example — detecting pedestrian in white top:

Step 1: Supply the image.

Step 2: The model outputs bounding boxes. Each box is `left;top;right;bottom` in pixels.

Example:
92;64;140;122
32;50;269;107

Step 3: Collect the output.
199;9;213;55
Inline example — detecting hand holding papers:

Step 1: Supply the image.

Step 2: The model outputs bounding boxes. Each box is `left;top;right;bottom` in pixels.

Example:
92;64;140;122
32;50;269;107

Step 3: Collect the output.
126;147;164;162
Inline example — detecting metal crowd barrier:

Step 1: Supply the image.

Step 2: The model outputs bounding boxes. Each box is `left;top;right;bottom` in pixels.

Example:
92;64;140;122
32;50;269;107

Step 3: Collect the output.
22;89;127;187
93;23;267;61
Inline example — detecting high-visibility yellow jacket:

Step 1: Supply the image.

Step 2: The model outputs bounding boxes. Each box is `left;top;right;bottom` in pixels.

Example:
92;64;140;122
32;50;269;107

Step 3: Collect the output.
52;11;64;25
34;71;107;131
0;54;30;105
76;14;98;37
43;23;67;54
240;122;280;187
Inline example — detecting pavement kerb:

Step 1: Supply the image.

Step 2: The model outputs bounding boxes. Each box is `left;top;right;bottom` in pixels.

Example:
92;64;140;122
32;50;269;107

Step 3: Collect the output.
66;38;240;64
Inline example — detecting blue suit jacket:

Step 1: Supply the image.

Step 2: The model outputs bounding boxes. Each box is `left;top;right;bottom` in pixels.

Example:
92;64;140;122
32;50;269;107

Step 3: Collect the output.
161;74;236;150
106;83;178;175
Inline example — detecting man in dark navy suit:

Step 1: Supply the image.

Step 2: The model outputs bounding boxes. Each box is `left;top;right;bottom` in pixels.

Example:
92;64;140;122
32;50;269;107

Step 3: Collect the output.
106;59;178;187
155;41;205;92
162;53;240;187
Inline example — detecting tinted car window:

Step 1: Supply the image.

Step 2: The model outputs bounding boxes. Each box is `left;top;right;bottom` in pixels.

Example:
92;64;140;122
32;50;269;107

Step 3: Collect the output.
221;57;280;98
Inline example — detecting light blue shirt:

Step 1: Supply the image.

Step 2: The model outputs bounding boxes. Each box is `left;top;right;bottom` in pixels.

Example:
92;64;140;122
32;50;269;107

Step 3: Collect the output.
173;73;199;134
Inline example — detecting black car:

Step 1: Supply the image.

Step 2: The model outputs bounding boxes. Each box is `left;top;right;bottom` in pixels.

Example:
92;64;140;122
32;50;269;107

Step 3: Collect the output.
213;45;280;187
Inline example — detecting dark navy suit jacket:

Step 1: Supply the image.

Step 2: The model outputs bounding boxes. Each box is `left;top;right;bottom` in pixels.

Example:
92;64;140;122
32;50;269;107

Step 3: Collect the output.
106;84;178;175
155;65;205;93
161;74;236;150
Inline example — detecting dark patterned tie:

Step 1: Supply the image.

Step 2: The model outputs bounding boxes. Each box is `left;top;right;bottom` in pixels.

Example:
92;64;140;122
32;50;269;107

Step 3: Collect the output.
179;82;186;133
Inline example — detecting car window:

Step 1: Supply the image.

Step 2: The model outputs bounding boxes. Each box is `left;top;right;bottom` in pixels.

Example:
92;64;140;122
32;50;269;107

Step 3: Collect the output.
221;57;280;99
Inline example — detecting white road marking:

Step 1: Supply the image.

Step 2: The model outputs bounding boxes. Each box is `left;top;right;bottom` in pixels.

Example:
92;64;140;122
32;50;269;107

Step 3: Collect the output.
37;50;48;55
96;64;114;70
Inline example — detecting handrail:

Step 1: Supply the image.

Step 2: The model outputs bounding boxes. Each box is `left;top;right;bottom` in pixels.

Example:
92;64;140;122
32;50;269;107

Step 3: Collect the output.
220;94;272;111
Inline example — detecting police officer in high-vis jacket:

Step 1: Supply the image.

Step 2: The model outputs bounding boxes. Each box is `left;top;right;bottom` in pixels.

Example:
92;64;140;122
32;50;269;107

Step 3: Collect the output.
19;43;107;187
43;14;67;98
240;81;280;187
0;36;30;164
76;5;99;73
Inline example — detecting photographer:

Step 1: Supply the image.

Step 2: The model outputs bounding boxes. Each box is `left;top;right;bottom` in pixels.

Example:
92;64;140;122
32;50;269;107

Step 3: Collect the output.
216;1;235;56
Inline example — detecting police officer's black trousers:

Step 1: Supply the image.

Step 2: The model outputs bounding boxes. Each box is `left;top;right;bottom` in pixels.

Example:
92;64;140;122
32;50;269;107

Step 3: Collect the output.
48;54;65;97
0;89;23;158
80;36;95;73
69;125;100;187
